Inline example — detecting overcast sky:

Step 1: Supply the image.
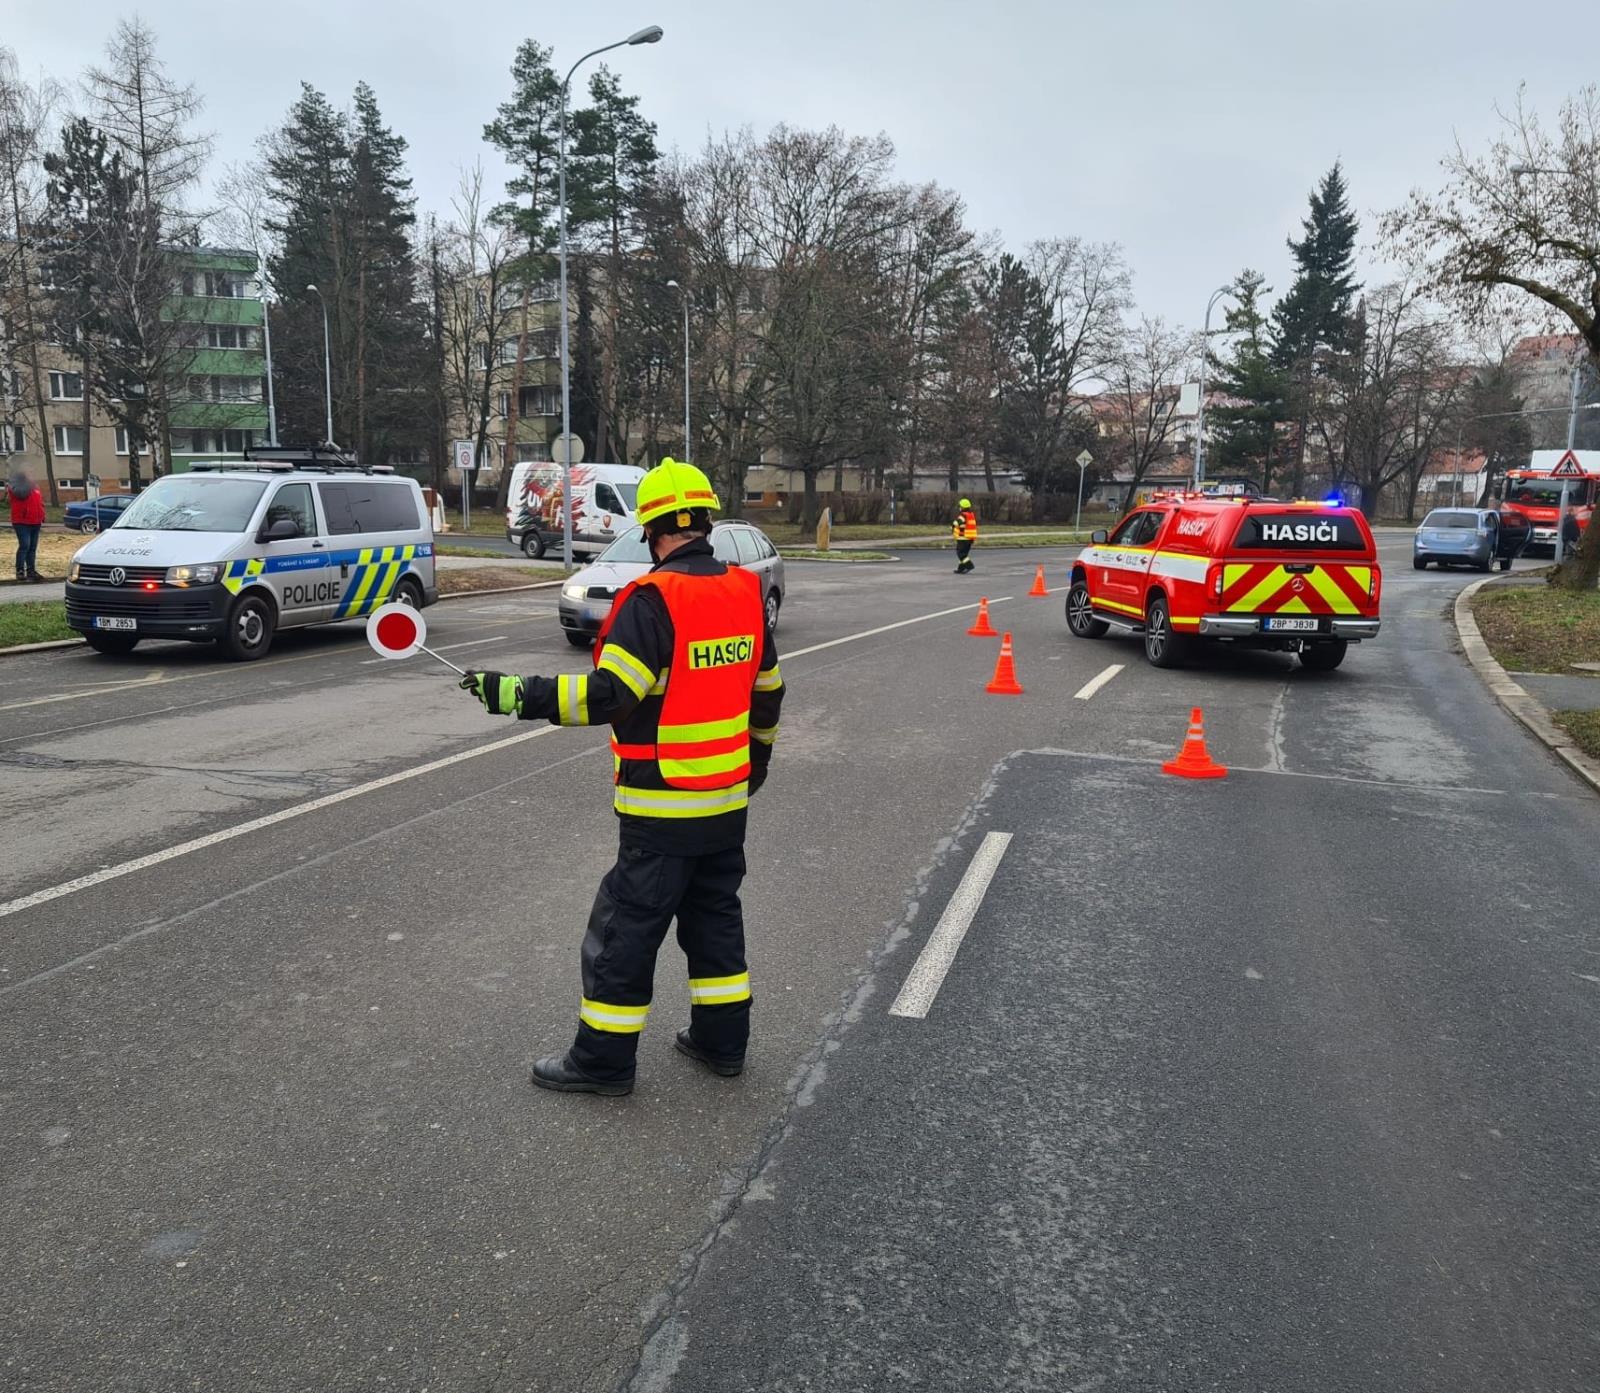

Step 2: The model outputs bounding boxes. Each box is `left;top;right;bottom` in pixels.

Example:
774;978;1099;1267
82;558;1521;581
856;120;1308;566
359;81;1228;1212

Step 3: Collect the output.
8;0;1597;327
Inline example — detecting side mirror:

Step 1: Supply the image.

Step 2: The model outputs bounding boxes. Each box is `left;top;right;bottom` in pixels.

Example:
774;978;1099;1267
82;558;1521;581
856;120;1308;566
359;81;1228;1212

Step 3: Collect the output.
263;517;300;542
1090;529;1108;545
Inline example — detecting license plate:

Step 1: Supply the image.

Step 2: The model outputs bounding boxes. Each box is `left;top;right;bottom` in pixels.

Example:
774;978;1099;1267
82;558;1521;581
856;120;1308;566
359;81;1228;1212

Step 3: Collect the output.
1264;616;1318;632
93;616;137;631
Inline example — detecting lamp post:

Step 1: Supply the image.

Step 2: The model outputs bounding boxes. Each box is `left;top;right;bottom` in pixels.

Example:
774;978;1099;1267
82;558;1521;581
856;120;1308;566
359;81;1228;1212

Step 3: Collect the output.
558;24;663;566
666;279;692;460
261;290;279;447
1192;284;1231;488
304;283;336;450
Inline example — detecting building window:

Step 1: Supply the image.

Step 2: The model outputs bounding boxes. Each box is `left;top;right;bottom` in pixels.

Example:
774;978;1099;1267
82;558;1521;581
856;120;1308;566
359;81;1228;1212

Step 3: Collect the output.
115;427;130;456
520;386;559;417
205;271;247;298
476;343;491;371
514;441;551;463
498;336;522;365
3;425;23;453
49;371;84;401
207;324;252;349
497;391;511;418
53;425;86;455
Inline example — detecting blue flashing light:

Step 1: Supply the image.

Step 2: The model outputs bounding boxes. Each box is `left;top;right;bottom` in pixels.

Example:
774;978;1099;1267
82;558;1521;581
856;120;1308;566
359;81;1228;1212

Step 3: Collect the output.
1323;492;1344;507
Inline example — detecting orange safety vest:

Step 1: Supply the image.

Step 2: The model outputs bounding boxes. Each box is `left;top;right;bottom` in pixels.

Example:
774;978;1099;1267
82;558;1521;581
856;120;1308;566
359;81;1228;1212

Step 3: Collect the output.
598;567;764;790
953;509;978;541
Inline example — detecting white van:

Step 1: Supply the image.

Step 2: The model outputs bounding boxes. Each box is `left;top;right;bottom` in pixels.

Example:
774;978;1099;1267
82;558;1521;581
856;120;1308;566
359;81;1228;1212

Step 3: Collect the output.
504;461;646;559
64;453;437;661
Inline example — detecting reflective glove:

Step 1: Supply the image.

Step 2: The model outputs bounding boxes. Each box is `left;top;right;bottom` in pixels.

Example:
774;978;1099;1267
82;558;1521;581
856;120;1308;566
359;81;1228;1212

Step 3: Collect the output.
460;670;526;716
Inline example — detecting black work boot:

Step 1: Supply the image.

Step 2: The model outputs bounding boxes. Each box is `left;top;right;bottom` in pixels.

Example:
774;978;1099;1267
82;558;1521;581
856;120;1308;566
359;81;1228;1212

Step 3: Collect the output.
675;1029;744;1078
530;1053;633;1096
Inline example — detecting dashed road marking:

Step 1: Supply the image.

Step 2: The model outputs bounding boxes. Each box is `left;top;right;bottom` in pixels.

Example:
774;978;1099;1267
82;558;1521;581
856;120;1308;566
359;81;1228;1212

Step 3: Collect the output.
361;635;508;665
889;831;1013;1020
1073;663;1124;700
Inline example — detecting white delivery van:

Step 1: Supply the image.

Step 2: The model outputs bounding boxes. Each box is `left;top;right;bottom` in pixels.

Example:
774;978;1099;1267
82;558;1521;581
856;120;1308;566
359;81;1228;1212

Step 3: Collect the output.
504;461;646;559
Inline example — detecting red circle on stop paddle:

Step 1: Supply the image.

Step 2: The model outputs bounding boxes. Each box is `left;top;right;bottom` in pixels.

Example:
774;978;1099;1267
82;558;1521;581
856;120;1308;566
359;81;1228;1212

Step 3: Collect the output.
375;610;419;653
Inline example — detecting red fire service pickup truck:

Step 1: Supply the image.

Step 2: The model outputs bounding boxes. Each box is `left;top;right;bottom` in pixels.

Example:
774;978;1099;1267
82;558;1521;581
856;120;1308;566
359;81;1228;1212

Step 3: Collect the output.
1068;493;1382;670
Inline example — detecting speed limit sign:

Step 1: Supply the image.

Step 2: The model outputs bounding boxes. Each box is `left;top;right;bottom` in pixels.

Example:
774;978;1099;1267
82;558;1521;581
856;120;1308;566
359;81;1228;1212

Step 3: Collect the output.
452;439;476;472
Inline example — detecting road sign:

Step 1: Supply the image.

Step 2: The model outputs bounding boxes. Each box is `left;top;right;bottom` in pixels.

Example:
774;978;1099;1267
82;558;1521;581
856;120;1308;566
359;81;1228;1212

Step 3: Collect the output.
452;439;476;472
552;432;585;465
1076;449;1094;468
1551;450;1585;477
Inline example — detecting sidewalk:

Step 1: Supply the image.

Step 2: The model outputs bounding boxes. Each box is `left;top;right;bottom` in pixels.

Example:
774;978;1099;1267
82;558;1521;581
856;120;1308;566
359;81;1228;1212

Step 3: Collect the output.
0;581;64;605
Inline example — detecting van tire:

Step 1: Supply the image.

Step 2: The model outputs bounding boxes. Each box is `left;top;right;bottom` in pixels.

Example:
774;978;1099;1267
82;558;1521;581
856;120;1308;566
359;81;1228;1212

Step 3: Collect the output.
1143;594;1187;669
85;630;139;655
1299;639;1348;672
394;574;424;609
222;591;276;662
522;532;547;560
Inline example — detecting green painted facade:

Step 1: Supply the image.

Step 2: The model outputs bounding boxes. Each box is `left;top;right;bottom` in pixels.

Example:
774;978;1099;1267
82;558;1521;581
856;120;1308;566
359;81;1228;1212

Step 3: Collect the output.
166;247;269;472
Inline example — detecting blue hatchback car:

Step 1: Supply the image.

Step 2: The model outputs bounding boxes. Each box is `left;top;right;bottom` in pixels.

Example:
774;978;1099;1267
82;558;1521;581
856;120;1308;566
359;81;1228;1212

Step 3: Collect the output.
62;494;136;533
1412;507;1527;572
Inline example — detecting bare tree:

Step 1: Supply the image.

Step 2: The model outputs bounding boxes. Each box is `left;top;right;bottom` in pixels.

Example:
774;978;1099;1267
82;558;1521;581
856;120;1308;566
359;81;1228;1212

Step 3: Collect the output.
1102;316;1197;509
1385;85;1600;584
0;49;60;501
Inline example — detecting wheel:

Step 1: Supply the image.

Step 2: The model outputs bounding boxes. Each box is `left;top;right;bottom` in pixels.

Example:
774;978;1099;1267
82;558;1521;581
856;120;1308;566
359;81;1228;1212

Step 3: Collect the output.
1477;557;1493;573
1498;556;1512;571
1412;557;1427;570
522;531;547;560
1143;594;1187;669
221;591;276;661
565;631;593;648
1298;639;1348;672
1066;579;1109;638
764;588;781;633
78;516;99;534
394;574;424;608
84;630;139;655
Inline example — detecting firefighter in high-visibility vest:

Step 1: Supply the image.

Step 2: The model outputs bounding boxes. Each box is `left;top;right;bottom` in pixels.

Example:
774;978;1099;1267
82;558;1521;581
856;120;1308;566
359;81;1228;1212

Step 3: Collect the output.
459;459;784;1096
951;497;979;573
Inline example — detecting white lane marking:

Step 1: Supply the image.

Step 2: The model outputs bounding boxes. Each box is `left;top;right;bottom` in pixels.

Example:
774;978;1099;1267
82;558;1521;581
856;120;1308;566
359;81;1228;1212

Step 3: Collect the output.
889;831;1013;1020
1;595;1014;922
1073;663;1124;700
0;726;561;921
783;598;1014;660
361;635;507;666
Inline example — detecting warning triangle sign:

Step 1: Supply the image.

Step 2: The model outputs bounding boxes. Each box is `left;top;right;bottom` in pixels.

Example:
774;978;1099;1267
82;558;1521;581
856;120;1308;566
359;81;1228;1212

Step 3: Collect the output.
1551;450;1585;477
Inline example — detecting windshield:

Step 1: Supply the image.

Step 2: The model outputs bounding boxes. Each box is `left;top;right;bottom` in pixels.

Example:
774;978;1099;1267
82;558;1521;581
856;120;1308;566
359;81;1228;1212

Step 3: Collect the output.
1422;511;1480;529
1504;479;1589;507
114;477;267;533
597;525;652;564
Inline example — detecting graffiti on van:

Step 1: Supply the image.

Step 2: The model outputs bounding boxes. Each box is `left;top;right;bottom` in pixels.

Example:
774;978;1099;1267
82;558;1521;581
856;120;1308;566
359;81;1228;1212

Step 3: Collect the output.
514;464;594;533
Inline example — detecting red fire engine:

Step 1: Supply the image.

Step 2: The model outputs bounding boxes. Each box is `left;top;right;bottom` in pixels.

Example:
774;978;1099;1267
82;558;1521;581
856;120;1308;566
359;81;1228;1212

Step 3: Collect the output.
1068;491;1382;671
1497;451;1597;554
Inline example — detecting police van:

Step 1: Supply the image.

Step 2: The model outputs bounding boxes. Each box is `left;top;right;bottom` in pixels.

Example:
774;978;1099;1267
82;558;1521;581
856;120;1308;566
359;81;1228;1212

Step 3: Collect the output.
65;448;437;661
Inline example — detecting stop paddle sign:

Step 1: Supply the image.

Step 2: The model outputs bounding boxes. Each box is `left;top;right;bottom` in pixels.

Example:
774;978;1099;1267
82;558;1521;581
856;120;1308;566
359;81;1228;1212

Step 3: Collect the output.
366;602;427;659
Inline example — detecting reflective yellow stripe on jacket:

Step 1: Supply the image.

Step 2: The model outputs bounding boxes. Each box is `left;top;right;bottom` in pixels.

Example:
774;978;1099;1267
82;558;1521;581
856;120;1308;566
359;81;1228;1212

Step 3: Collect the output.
597;643;657;700
613;783;750;819
557;674;590;725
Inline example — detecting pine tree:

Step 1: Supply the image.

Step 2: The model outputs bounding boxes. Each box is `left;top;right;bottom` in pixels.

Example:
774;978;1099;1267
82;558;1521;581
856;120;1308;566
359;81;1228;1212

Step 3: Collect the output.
1205;270;1290;489
1272;162;1361;493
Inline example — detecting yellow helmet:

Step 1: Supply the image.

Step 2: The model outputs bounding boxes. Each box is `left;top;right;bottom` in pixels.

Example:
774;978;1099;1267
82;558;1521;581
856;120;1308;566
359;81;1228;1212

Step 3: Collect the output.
636;457;721;527
959;497;972;509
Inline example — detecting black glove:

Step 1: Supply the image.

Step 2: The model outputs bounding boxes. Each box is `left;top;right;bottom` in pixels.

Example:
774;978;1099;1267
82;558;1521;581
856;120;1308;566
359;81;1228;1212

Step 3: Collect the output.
748;762;769;796
460;670;526;716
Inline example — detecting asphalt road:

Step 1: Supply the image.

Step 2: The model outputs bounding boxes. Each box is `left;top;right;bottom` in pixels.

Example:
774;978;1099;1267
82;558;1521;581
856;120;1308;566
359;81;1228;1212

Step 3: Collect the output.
1;538;1594;1392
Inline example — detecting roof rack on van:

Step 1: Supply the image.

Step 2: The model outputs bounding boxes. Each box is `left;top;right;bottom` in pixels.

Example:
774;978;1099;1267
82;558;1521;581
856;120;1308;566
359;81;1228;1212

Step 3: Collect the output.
187;445;401;477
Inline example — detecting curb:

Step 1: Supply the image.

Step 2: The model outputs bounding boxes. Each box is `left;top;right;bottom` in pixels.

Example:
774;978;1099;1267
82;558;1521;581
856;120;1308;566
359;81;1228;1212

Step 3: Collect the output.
0;637;83;658
1454;577;1600;795
437;578;564;600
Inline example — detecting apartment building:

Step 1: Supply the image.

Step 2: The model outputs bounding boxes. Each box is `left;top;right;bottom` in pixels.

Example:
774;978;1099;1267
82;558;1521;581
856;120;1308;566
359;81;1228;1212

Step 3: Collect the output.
0;245;267;491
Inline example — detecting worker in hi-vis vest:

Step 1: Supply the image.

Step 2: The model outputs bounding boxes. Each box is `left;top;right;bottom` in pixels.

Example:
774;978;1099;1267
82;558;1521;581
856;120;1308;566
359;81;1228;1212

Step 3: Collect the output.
460;459;785;1096
952;497;979;573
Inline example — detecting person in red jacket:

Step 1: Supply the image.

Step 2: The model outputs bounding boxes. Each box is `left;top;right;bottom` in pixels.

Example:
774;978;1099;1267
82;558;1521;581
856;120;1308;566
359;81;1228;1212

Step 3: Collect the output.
7;469;45;583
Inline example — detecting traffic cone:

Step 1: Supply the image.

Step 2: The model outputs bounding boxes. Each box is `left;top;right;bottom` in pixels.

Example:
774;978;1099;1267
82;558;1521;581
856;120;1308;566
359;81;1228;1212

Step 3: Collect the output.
1028;565;1049;597
1162;706;1227;780
967;598;998;637
986;632;1024;694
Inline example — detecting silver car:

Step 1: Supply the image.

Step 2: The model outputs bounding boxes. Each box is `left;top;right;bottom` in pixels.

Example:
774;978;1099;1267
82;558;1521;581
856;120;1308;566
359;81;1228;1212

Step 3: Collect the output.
1412;507;1525;572
557;520;786;647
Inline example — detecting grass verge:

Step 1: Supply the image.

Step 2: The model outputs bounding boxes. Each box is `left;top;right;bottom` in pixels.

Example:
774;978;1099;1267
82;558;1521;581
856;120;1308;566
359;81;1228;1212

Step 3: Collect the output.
0;600;76;648
892;531;1092;550
779;549;894;562
0;530;84;585
1472;585;1600;674
437;566;558;597
1554;709;1600;762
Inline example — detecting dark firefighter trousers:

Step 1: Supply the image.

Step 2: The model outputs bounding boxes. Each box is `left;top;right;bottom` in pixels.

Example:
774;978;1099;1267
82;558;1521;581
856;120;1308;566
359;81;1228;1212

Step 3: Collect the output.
954;538;974;571
569;841;751;1082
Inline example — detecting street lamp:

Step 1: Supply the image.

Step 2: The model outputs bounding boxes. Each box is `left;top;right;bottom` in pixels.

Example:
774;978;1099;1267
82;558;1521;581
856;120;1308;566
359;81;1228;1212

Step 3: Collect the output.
666;279;692;460
304;283;336;450
1192;284;1231;487
557;24;663;566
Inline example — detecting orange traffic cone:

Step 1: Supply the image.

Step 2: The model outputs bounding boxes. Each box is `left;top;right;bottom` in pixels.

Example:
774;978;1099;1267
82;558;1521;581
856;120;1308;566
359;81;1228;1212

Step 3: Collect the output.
1162;706;1227;779
1028;565;1049;597
986;632;1024;694
967;598;998;637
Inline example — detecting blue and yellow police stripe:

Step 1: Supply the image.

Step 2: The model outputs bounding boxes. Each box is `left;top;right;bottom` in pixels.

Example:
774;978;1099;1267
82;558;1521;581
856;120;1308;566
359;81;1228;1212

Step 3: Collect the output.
335;545;420;618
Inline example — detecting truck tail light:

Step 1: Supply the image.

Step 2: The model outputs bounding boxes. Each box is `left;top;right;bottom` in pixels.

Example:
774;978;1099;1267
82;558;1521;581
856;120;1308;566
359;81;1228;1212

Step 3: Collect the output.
1208;564;1223;597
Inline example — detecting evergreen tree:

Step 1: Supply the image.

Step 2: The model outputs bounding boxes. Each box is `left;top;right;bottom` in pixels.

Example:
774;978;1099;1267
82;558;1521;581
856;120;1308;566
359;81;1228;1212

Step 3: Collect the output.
1205;270;1290;489
1272;162;1361;493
